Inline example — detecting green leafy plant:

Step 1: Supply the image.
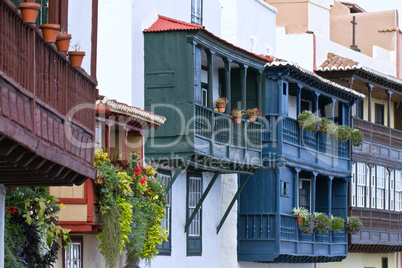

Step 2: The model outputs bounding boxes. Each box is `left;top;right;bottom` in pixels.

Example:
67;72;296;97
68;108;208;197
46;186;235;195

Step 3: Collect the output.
297;110;363;147
313;212;332;234
246;107;261;116
299;213;317;235
213;97;228;106
94;150;168;267
292;207;309;217
330;216;345;233
345;216;363;235
231;108;244;116
4;187;70;267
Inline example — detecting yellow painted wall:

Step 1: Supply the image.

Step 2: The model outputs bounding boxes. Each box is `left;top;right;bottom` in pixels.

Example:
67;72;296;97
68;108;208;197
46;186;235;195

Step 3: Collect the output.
317;252;397;268
359;96;396;128
55;204;87;222
49;185;85;199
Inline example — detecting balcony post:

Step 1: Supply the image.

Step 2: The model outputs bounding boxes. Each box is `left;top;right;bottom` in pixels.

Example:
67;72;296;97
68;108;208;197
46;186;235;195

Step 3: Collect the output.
367;84;373;122
312;172;317;212
331;98;336;122
105;123;111;154
206;50;215;109
240;64;248;112
123;128;128;160
314;92;320;115
387;91;393;146
224;58;232;114
328;176;333;215
297;85;302;150
258;70;263;116
294;168;301;208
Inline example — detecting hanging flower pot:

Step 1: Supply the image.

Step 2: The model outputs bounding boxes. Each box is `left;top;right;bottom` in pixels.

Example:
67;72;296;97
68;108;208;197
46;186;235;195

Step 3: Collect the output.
18;2;41;24
40;24;61;43
231;109;244;124
248;115;257;123
95;176;104;184
216;103;226;113
246;108;261;123
56;33;72;52
233;115;242;124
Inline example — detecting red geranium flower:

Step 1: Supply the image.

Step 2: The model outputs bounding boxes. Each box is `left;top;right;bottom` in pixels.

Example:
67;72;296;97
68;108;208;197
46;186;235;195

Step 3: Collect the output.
140;178;147;184
134;167;142;175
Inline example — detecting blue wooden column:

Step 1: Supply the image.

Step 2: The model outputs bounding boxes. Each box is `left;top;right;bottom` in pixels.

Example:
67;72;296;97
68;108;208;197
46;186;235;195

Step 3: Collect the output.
312;172;317;212
294;168;301;208
296;84;302;157
240;64;248;111
206;49;215;109
331;98;336;122
224;58;232;114
314;92;320;115
258;71;263;115
328;176;333;215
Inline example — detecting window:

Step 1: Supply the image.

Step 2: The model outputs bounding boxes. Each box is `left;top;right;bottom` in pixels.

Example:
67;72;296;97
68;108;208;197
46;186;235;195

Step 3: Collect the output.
158;170;172;255
64;237;83;268
371;166;376;208
201;85;208;107
390;170;395;211
366;165;370;208
355;100;363;119
191;0;203;25
375;103;384;125
356;163;365;207
187;173;202;256
301;100;312;113
299;179;311;211
395;171;402;211
281;181;289;197
376;166;385;209
95;123;102;150
351;163;356;207
382;257;388;268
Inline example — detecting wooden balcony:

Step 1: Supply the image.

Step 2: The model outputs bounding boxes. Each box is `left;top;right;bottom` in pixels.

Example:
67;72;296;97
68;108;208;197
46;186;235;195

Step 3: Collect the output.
349;207;402;252
0;0;97;186
238;213;347;262
352;117;402;168
264;116;350;173
145;104;262;174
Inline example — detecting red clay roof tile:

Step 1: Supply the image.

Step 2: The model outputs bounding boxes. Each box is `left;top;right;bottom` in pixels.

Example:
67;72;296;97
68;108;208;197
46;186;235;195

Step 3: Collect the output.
144;15;204;32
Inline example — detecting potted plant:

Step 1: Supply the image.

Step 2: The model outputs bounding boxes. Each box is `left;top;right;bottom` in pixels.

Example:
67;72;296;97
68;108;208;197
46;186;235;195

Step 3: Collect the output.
68;42;85;68
231;109;244;124
330;216;345;233
18;2;41;24
292;207;309;224
214;97;229;113
55;29;72;52
313;212;331;234
246;107;261;123
298;213;316;235
39;23;61;43
345;216;363;235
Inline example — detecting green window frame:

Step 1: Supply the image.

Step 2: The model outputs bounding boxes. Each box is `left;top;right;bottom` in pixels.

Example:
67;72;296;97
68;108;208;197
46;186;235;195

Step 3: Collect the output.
186;172;202;256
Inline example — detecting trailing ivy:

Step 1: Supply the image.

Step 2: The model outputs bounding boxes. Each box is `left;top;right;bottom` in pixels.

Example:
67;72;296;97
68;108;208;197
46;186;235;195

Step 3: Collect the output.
94;150;168;267
4;187;70;268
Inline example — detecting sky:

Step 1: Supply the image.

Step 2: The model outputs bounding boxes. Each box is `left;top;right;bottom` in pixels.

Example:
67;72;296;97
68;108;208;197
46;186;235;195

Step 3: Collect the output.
349;0;402;27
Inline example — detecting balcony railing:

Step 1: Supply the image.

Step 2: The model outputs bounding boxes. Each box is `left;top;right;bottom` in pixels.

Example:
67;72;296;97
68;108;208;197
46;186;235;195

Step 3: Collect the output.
353;117;402;148
264;116;349;169
193;104;262;171
0;1;97;185
238;213;347;262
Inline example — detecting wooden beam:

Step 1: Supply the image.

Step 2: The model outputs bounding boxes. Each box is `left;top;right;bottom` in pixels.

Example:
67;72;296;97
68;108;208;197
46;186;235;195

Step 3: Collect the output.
216;174;250;234
184;172;219;232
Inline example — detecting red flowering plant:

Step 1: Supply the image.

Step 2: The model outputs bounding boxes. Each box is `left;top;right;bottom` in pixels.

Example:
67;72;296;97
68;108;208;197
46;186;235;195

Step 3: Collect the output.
246;107;261;116
95;150;167;267
213;97;228;107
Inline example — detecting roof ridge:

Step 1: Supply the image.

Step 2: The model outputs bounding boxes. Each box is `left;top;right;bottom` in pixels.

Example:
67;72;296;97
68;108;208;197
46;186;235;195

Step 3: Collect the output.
157;15;204;29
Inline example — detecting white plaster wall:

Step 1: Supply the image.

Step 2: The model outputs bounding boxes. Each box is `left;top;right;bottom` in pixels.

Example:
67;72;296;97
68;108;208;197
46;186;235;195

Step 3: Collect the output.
144;169;222;268
317;252;397;268
275;28;315;70
276;28;396;76
68;0;92;74
315;35;396;76
308;0;332;39
221;0;277;56
97;0;133;104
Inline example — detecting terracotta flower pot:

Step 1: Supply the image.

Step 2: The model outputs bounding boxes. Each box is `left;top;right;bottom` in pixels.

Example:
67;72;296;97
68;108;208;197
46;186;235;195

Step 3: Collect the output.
56;34;72;52
297;215;303;225
248;115;257;123
216;103;226;113
19;2;41;24
233;115;242;124
68;51;85;67
95;176;104;185
40;24;60;43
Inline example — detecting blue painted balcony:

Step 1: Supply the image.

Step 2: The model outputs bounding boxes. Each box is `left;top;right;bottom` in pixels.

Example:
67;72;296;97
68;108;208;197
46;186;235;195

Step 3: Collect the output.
238;213;347;262
264;116;349;172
